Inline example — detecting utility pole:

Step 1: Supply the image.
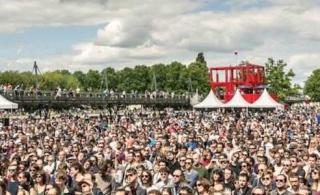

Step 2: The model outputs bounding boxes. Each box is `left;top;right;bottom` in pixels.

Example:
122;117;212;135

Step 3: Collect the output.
32;61;41;88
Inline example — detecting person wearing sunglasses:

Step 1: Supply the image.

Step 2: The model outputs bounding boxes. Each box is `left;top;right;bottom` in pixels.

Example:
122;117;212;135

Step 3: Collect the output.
172;169;192;195
195;177;210;195
155;167;173;192
183;158;198;187
140;170;154;192
260;171;275;194
124;168;146;195
270;174;292;195
310;167;320;193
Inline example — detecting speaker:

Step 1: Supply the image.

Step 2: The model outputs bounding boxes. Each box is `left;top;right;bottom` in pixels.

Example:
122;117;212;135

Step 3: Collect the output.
3;118;9;126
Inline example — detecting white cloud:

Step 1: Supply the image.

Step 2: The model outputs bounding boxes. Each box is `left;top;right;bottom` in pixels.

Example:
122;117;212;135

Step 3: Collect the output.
288;53;320;85
1;0;320;85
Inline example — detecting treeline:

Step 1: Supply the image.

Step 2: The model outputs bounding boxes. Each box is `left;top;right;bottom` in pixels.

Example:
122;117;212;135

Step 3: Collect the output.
0;55;209;93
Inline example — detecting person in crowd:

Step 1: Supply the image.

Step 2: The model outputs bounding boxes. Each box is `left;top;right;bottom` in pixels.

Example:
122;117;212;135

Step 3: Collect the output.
0;103;319;195
270;174;293;195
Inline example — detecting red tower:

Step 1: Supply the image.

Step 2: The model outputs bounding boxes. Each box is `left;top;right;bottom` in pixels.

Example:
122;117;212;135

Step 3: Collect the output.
209;62;267;103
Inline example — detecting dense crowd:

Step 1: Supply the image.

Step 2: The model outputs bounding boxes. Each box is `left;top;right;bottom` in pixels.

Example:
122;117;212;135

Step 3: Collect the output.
0;103;319;195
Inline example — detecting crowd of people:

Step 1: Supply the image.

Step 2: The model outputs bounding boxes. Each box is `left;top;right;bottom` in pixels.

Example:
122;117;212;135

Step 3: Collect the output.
0;103;319;195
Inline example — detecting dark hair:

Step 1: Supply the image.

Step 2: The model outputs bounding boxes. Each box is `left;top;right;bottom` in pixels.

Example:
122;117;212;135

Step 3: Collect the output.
238;173;249;182
148;189;161;195
161;187;173;195
179;186;193;195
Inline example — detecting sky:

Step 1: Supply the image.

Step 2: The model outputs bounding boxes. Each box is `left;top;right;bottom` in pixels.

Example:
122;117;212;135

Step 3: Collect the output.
0;0;319;85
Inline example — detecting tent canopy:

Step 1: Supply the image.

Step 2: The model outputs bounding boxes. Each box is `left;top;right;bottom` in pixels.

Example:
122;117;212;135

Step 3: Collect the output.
0;95;18;109
223;89;251;107
250;89;283;108
193;90;223;108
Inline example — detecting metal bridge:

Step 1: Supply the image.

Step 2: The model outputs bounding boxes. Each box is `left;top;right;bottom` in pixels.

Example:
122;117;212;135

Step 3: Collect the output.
2;91;191;109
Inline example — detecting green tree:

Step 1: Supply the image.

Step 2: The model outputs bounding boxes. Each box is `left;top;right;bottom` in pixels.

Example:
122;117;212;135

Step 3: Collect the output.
165;62;188;93
188;53;210;93
85;70;101;91
40;71;79;90
304;69;320;101
73;71;86;89
101;67;118;91
265;58;298;100
196;52;207;65
150;63;167;91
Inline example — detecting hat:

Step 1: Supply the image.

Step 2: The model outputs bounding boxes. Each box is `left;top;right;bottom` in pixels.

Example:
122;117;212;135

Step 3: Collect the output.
78;178;93;188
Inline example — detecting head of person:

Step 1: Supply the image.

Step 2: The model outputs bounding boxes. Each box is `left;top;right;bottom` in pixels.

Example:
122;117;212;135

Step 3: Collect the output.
148;189;161;195
275;174;287;190
159;167;170;181
308;154;318;168
238;173;249;189
223;167;233;181
185;158;193;171
161;187;173;195
35;171;47;185
70;162;84;177
173;169;184;184
179;186;193;195
289;173;299;191
282;159;291;173
211;169;223;183
260;171;273;187
125;168;138;185
6;164;17;178
17;171;29;185
212;183;224;194
311;167;320;181
141;170;152;186
55;171;67;187
114;187;127;195
79;178;93;194
251;187;266;195
195;177;210;194
179;156;186;168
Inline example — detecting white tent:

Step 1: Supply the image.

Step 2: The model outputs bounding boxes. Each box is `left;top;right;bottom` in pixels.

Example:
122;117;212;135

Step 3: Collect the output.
223;89;251;108
0;95;18;109
250;89;283;109
193;90;223;108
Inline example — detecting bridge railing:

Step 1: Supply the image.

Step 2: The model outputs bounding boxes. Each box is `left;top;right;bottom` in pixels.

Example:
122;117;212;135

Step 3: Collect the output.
1;90;190;105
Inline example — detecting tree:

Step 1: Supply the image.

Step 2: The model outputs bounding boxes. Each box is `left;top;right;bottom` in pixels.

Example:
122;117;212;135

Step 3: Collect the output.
73;71;86;89
101;67;118;91
265;58;298;101
150;63;167;91
187;53;210;93
165;62;188;93
85;70;101;91
196;52;207;65
304;69;320;101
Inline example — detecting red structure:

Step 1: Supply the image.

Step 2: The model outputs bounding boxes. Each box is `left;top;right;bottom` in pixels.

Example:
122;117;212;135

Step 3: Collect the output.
209;62;267;103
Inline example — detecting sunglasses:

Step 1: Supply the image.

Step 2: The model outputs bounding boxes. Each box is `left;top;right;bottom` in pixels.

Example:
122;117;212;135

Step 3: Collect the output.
142;175;149;178
126;174;133;178
275;179;284;182
196;183;203;187
262;177;271;180
173;175;181;178
252;193;265;195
